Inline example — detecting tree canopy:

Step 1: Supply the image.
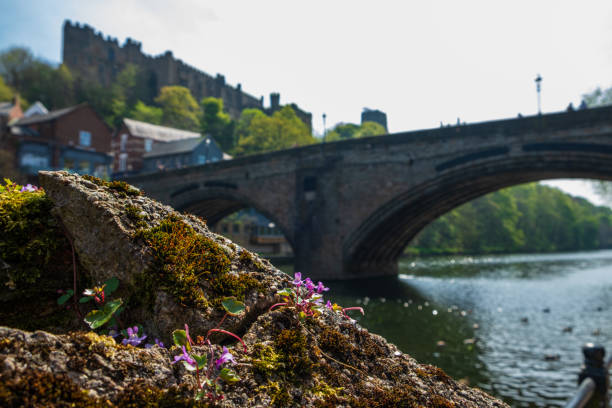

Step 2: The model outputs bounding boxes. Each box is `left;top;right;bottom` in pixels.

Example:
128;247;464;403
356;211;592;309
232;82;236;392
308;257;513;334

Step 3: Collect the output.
200;97;234;152
407;183;612;255
325;121;385;141
154;86;200;131
233;106;316;156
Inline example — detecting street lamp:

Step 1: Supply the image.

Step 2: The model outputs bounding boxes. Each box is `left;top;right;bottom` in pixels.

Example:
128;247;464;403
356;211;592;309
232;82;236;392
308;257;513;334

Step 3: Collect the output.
535;74;542;115
205;138;211;163
322;113;327;143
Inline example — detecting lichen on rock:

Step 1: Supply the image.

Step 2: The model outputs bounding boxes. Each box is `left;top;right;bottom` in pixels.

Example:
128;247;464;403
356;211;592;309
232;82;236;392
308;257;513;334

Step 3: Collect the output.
0;172;509;407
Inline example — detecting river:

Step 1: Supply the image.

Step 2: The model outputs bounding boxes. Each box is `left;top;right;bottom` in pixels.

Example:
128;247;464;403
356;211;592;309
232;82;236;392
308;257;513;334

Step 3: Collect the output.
280;250;612;407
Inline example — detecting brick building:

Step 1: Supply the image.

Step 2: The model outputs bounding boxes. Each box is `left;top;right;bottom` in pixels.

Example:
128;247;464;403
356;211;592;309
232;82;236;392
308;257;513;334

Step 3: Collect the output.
112;118;202;174
10;104;113;177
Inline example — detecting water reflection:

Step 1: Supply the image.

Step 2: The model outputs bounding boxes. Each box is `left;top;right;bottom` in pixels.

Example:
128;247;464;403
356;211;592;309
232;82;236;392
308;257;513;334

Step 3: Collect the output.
279;250;612;407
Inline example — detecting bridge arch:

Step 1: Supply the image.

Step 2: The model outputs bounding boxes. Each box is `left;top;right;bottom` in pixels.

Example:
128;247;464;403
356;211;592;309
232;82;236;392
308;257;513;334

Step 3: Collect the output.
344;150;612;277
169;188;295;250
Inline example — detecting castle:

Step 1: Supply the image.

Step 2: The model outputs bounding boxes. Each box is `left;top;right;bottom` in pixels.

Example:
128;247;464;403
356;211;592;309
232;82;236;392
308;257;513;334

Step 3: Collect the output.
62;20;312;128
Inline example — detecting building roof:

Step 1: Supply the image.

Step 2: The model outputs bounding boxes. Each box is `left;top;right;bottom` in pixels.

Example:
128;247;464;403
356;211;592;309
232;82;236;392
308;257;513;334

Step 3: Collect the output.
14;105;80;125
143;137;207;158
0;102;12;115
23;101;49;117
123;118;201;142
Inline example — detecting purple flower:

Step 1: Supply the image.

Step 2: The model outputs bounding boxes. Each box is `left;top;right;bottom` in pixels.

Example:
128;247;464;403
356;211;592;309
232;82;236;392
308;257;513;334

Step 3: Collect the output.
172;345;196;367
304;278;315;292
292;272;302;287
316;281;329;293
122;326;147;347
325;300;333;310
20;184;38;192
215;346;236;369
145;338;165;349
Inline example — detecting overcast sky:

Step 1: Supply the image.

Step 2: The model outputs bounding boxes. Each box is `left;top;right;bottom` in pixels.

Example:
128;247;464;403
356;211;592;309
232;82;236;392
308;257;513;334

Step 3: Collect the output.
1;1;611;205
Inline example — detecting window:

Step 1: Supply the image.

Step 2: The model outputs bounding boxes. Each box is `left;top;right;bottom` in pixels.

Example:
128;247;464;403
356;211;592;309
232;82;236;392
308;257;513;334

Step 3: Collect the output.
144;139;153;152
120;134;128;152
63;158;75;170
79;131;92;147
197;155;206;164
21;153;49;169
119;153;128;171
233;224;240;233
79;161;90;173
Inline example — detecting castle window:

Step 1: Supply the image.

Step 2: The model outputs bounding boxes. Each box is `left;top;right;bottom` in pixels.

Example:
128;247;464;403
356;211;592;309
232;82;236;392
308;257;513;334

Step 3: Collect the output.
144;139;153;152
120;134;128;152
79;131;91;147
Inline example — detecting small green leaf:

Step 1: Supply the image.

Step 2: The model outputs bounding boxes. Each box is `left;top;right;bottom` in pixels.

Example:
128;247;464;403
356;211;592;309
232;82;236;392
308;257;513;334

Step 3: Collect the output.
195;390;206;401
277;288;294;297
84;298;123;329
182;361;197;371
172;329;191;351
103;277;119;294
221;297;246;316
79;296;92;303
219;367;240;383
57;289;74;305
193;353;207;369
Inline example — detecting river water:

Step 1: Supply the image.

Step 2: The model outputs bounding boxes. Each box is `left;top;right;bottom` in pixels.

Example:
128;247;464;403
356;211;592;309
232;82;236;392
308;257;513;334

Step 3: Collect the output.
282;250;612;407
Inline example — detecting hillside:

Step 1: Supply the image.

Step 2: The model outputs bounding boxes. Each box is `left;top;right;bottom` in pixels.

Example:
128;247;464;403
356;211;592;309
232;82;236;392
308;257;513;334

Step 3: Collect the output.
407;183;612;255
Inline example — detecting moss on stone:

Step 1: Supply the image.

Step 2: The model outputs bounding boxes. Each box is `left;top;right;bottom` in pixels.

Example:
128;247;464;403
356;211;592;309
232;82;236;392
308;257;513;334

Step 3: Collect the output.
82;175;141;197
0;369;107;407
238;250;266;272
135;216;260;309
0;181;70;292
115;380;210;407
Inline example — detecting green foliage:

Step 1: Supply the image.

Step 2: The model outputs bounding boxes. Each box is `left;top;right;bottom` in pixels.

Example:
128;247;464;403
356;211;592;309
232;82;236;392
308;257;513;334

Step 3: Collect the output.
408;183;612;255
325;121;385;141
155;86;201;131
0;75;13;101
234;106;316;156
200;97;234;151
83;298;123;329
130;100;163;125
0;180;67;291
172;329;191;351
135;216;260;309
583;85;612;107
221;296;246;316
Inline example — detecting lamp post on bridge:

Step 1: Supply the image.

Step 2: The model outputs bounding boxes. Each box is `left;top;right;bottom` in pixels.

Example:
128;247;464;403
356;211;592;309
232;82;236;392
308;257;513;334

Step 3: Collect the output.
535;74;542;115
322;113;327;143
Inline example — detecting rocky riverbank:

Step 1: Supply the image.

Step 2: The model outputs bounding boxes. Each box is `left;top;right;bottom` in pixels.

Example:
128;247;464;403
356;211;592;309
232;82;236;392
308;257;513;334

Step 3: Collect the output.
0;172;508;407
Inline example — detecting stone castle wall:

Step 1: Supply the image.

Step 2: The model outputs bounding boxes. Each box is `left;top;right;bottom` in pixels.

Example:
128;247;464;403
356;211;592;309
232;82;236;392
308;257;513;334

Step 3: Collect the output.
62;20;311;127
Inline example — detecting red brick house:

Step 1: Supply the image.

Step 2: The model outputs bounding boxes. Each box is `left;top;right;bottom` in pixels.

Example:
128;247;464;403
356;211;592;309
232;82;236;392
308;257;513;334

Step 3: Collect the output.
111;118;200;174
10;104;113;176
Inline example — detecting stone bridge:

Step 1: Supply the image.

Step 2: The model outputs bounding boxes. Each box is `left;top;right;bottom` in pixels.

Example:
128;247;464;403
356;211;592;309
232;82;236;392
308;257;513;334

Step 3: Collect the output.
126;106;612;280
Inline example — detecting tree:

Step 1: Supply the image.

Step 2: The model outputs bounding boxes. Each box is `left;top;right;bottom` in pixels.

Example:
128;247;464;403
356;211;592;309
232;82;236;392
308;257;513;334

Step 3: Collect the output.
129;101;163;125
583;84;612;203
325;121;385;141
0;76;13;101
234;106;315;156
200;97;234;152
354;121;386;138
325;123;360;141
0;47;34;91
154;86;200;131
583;86;612;107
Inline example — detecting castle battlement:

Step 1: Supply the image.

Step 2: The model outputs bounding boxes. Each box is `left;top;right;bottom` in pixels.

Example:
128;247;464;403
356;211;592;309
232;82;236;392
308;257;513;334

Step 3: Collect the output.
61;20;312;127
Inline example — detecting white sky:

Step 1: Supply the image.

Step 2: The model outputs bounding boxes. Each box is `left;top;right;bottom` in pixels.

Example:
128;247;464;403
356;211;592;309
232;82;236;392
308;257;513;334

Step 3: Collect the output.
1;1;612;206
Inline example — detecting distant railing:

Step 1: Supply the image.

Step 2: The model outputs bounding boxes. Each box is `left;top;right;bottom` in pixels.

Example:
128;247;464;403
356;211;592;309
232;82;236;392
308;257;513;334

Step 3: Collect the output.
565;344;612;408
